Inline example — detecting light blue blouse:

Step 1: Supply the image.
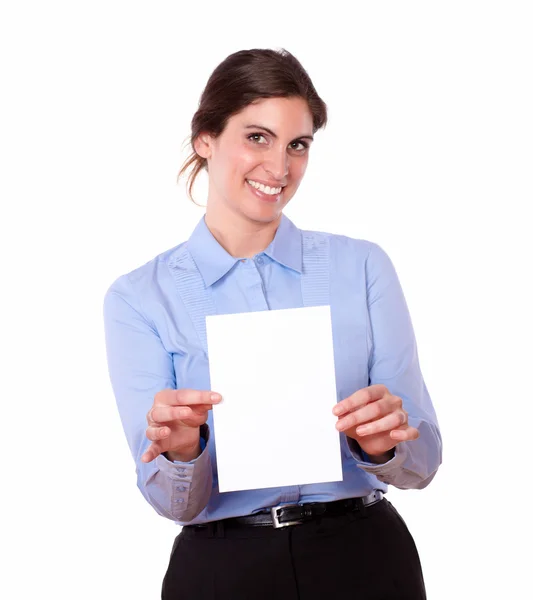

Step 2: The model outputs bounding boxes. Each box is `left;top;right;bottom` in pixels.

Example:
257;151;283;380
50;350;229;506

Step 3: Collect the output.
103;214;442;525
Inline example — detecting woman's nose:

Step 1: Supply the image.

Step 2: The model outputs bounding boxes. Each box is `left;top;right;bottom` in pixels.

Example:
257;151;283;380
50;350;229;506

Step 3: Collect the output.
264;149;289;181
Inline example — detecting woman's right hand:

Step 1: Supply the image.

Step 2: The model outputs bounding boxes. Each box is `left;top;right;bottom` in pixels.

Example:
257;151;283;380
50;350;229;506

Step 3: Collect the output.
141;389;222;463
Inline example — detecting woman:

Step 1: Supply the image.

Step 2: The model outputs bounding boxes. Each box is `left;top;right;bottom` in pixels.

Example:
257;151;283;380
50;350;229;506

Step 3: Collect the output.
103;48;442;599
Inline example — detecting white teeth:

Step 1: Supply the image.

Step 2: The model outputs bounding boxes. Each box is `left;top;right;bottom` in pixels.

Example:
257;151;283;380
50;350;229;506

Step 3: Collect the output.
247;179;282;195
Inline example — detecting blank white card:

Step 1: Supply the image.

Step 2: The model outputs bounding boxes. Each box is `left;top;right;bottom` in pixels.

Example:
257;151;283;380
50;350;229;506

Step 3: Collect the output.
206;305;343;493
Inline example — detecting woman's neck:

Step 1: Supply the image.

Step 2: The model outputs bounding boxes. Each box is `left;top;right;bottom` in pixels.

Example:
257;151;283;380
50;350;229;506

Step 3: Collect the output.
204;206;281;259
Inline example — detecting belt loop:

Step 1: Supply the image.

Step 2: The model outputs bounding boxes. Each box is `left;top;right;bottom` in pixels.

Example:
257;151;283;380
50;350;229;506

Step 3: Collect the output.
207;521;225;538
356;497;367;519
216;520;225;538
207;521;216;538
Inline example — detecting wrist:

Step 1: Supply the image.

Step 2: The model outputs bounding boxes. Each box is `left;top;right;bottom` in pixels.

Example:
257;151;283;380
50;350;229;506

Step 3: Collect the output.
165;441;202;463
365;448;395;464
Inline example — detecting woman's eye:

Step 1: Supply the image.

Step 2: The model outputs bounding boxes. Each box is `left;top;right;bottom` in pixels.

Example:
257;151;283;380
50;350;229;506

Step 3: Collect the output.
290;141;308;152
247;134;308;152
248;133;267;144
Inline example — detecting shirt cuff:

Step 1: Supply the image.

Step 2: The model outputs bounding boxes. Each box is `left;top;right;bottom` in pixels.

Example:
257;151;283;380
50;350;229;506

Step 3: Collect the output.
152;424;212;521
346;435;408;480
157;424;210;468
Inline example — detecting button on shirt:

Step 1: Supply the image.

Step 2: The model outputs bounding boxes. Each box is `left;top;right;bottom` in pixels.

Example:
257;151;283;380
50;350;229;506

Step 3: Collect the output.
103;214;442;525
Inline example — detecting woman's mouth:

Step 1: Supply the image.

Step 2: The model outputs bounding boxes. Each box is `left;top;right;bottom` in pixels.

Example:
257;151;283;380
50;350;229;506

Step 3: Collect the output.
246;179;283;203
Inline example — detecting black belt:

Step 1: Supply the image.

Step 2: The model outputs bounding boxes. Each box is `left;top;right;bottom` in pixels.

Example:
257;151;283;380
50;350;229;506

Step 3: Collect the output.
189;491;384;530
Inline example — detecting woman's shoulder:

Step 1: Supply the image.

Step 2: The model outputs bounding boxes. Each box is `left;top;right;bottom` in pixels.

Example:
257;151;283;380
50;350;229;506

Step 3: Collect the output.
299;225;385;257
296;225;398;281
104;240;189;299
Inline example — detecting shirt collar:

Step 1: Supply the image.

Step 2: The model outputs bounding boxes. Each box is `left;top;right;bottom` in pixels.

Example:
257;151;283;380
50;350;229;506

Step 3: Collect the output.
263;213;303;274
187;214;303;288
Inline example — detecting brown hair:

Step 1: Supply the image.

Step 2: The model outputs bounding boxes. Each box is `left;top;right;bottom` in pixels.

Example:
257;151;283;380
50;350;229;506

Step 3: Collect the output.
178;48;328;204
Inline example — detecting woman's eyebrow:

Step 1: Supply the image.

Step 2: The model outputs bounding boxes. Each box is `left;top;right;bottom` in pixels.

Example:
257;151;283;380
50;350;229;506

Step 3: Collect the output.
244;124;314;142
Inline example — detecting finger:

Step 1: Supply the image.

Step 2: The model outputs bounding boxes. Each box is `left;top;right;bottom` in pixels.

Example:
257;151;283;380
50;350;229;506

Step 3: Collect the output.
146;425;171;442
155;389;222;407
178;411;211;427
141;442;162;463
353;410;408;437
149;404;211;424
390;425;420;442
333;384;389;416
336;396;402;431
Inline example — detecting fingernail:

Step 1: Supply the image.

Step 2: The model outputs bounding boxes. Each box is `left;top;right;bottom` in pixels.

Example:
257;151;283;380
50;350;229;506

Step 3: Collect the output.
356;425;369;436
333;406;340;415
211;393;222;402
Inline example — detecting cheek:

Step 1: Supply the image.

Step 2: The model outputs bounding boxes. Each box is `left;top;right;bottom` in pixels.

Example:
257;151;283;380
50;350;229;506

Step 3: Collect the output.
291;157;309;182
221;147;257;187
236;147;261;175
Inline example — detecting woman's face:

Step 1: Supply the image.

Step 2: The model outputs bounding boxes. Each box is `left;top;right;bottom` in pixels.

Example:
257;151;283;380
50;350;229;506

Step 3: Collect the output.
195;96;314;225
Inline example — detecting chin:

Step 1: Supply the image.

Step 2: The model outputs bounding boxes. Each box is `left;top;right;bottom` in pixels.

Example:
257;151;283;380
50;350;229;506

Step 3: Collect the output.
243;201;286;223
242;209;282;225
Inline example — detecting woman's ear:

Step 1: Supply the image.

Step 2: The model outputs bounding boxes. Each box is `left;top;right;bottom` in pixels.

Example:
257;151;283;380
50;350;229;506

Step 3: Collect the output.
193;133;213;159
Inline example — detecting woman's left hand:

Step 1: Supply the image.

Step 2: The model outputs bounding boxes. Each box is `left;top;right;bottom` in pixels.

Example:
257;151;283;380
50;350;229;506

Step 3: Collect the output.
333;384;419;459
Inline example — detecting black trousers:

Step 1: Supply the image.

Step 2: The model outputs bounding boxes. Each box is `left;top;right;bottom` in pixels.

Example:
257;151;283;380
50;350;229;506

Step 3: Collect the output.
162;498;426;599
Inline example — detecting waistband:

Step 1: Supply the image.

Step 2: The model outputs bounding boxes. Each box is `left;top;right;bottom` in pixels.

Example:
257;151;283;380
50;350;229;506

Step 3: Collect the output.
186;490;384;530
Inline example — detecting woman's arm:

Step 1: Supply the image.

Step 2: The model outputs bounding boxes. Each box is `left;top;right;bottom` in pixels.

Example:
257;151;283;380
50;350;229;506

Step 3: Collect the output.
103;274;212;521
347;243;443;489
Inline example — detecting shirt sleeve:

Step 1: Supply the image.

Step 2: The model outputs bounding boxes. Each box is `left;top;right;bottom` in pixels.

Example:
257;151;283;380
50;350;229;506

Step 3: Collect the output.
347;243;443;489
103;274;213;522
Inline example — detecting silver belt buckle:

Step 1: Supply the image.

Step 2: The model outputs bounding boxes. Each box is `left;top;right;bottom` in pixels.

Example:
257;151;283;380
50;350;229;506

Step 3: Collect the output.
270;503;304;529
366;490;383;506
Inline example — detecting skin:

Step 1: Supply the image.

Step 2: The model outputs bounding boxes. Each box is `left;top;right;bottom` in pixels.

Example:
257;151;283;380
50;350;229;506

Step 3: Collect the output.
199;96;314;258
141;97;419;464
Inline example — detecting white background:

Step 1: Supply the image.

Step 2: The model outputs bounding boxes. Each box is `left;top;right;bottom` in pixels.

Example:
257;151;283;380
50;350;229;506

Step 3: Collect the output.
1;1;532;598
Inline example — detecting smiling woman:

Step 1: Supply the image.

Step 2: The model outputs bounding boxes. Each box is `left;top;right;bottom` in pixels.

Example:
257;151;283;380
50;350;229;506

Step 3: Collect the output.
194;96;314;244
177;48;327;257
103;47;441;599
179;49;326;203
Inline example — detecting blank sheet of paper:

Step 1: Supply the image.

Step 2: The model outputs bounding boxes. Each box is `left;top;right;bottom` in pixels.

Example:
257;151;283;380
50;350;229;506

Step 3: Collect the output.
206;305;343;493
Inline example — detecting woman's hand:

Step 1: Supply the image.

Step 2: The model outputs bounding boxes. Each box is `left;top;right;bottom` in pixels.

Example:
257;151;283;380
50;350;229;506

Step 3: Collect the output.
141;389;222;463
333;384;419;459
